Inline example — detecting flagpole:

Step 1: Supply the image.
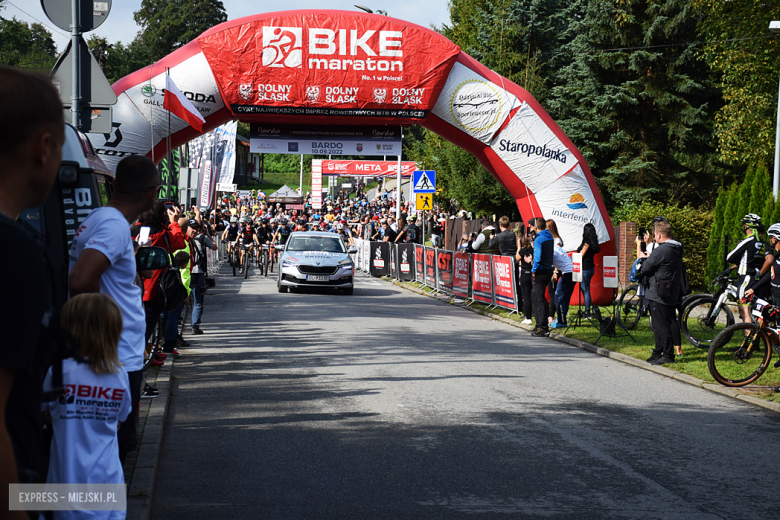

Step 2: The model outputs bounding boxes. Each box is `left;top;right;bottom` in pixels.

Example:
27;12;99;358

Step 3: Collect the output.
166;68;172;201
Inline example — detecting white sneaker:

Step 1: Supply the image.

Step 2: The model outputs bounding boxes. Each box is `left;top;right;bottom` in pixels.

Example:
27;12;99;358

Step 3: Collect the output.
521;318;533;325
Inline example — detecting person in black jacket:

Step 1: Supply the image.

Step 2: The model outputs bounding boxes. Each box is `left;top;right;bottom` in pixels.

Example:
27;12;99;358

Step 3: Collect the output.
576;223;600;318
516;235;534;324
641;221;683;365
488;216;518;256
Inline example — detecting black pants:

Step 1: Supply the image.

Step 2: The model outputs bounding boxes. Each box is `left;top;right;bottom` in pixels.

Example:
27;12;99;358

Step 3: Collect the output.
520;272;533;319
118;369;143;464
533;269;553;331
649;301;675;358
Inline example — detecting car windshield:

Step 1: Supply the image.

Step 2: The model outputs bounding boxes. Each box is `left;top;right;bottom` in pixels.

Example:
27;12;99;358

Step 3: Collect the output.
287;236;345;253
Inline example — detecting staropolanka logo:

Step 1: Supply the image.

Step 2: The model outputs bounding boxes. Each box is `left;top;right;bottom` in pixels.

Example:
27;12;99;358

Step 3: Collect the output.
567;193;588;210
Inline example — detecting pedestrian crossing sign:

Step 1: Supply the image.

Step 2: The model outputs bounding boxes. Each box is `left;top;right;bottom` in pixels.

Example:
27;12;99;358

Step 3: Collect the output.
413;170;436;193
416;193;433;210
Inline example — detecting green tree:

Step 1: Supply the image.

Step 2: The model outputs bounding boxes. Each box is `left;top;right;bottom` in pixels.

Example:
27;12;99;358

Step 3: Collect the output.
133;0;227;62
695;0;780;166
0;16;57;71
546;0;728;209
705;182;735;282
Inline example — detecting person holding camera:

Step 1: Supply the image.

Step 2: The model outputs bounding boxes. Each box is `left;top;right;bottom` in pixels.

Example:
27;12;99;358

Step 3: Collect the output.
641;221;683;365
186;219;217;334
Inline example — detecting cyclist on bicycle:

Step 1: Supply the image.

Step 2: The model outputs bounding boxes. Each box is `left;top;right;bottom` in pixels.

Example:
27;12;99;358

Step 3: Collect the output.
235;220;258;273
728;214;773;324
336;222;354;247
745;223;780;304
272;218;293;246
222;217;240;257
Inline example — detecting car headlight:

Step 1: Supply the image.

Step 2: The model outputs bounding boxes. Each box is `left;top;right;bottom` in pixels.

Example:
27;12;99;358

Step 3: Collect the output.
338;259;353;266
282;261;298;268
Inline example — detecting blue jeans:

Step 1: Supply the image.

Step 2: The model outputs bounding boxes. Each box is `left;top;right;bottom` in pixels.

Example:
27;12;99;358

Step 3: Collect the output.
192;273;205;328
582;268;595;312
554;272;575;324
163;303;184;352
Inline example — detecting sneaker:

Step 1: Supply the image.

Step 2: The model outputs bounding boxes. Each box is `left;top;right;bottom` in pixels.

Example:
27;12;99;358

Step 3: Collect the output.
650;355;675;365
176;335;190;347
531;329;550;338
646;354;661;363
141;384;159;399
149;356;164;367
170;348;182;358
154;352;167;362
521;318;533;325
191;327;203;335
551;321;567;329
774;359;780;368
550;319;559;329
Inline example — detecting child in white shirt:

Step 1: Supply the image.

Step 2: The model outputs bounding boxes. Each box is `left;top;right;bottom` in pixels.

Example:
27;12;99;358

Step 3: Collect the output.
42;293;132;519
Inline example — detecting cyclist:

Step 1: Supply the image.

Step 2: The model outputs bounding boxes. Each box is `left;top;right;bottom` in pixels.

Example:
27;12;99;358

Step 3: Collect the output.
295;218;308;232
222;217;240;259
235;220;258;273
746;223;780;306
272;218;293;247
336;222;354;246
728;214;772;324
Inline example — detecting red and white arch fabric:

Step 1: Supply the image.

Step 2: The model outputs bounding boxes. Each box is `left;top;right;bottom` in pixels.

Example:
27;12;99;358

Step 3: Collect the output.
90;10;615;302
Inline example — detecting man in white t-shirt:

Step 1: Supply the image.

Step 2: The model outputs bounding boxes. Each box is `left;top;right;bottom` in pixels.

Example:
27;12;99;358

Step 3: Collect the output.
68;155;159;463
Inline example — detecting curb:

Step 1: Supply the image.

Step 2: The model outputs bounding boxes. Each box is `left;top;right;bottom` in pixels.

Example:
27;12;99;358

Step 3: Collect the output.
389;278;780;415
125;357;174;520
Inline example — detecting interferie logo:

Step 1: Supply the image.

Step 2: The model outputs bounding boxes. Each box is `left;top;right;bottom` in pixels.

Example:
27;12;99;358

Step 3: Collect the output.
567;193;588;210
262;27;303;68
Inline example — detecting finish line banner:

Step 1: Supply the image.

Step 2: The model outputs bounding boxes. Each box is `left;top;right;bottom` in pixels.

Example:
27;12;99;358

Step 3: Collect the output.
313;159;416;177
250;123;401;156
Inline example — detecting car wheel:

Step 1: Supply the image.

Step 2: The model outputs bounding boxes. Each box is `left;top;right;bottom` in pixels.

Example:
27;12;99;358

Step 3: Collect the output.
343;286;354;295
277;281;286;293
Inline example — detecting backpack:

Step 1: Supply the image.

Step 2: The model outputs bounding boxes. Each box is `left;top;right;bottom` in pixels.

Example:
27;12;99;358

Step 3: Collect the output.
679;262;691;297
629;257;645;283
156;233;188;311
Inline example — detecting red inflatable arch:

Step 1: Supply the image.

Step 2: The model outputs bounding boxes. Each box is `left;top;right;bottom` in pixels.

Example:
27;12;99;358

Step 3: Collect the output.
90;10;616;304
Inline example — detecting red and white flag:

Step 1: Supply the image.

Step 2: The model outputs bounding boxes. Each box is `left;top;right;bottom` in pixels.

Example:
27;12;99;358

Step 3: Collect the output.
163;74;206;132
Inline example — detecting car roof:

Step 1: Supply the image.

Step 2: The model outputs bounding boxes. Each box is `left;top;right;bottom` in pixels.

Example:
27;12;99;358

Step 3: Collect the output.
289;232;343;238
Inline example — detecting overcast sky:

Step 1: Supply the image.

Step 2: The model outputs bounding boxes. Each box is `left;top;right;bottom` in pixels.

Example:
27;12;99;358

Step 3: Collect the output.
4;0;452;52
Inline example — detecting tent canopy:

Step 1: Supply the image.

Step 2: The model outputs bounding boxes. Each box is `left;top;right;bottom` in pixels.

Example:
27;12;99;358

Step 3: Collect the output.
267;184;303;204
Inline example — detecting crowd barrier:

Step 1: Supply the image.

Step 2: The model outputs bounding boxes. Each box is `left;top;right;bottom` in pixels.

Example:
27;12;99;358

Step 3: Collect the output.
352;239;519;312
352;238;619;311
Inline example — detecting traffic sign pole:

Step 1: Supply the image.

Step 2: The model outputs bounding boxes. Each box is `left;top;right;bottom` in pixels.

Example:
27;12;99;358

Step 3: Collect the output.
70;0;80;129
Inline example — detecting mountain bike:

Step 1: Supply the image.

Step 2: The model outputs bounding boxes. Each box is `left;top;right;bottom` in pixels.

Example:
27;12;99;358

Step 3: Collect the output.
707;298;780;387
616;284;648;330
241;242;254;279
260;243;270;277
229;246;238;277
681;267;736;348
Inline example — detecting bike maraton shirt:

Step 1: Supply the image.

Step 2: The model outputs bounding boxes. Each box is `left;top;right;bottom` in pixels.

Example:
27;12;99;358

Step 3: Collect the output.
68;207;145;372
42;360;130;505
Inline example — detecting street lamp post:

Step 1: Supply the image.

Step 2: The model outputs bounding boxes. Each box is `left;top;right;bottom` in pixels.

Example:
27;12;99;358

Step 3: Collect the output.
770;21;780;200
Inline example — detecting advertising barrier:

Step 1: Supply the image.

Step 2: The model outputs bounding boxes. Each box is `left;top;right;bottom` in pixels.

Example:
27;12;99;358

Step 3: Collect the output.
452;252;470;299
603;256;619;288
436;250;453;293
397;243;415;282
415;245;425;284
471;253;494;304
492;255;517;311
425;247;437;288
363;240;370;272
370;241;389;277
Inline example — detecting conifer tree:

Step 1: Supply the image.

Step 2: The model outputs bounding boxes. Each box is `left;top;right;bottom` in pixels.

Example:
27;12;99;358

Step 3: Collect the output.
705;184;731;282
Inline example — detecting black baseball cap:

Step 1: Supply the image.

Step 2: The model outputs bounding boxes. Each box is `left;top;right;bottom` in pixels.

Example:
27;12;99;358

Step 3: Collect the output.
188;218;201;228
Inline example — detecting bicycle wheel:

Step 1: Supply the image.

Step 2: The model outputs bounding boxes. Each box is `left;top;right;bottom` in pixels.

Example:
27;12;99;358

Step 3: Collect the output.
269;250;275;273
262;249;269;277
231;250;236;276
682;296;735;348
244;252;250;279
617;285;642;330
143;319;163;371
707;322;771;386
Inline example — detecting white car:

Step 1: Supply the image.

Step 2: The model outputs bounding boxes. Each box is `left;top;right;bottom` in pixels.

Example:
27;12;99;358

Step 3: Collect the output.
276;232;356;294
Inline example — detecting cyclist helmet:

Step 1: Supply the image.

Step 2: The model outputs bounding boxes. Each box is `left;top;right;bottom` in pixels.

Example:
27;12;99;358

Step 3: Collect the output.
229;217;238;224
742;213;762;228
281;218;288;226
319;221;328;229
767;223;780;240
336;223;345;230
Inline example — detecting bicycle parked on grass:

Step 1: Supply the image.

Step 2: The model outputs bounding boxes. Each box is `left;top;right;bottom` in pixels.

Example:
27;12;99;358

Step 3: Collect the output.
707;298;780;387
616;284;649;330
680;267;737;349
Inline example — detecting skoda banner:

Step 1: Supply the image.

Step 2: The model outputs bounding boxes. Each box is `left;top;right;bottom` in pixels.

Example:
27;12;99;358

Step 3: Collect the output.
492;255;516;310
415;245;425;283
436;250;453;293
370;241;389;277
471;253;494;304
425;247;437;288
397;243;415;282
453;252;470;299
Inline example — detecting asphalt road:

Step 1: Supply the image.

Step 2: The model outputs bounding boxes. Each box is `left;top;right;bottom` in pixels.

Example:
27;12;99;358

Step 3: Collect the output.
152;267;780;519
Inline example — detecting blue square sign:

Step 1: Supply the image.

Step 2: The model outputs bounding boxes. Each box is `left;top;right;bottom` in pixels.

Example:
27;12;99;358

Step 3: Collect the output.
413;170;436;193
